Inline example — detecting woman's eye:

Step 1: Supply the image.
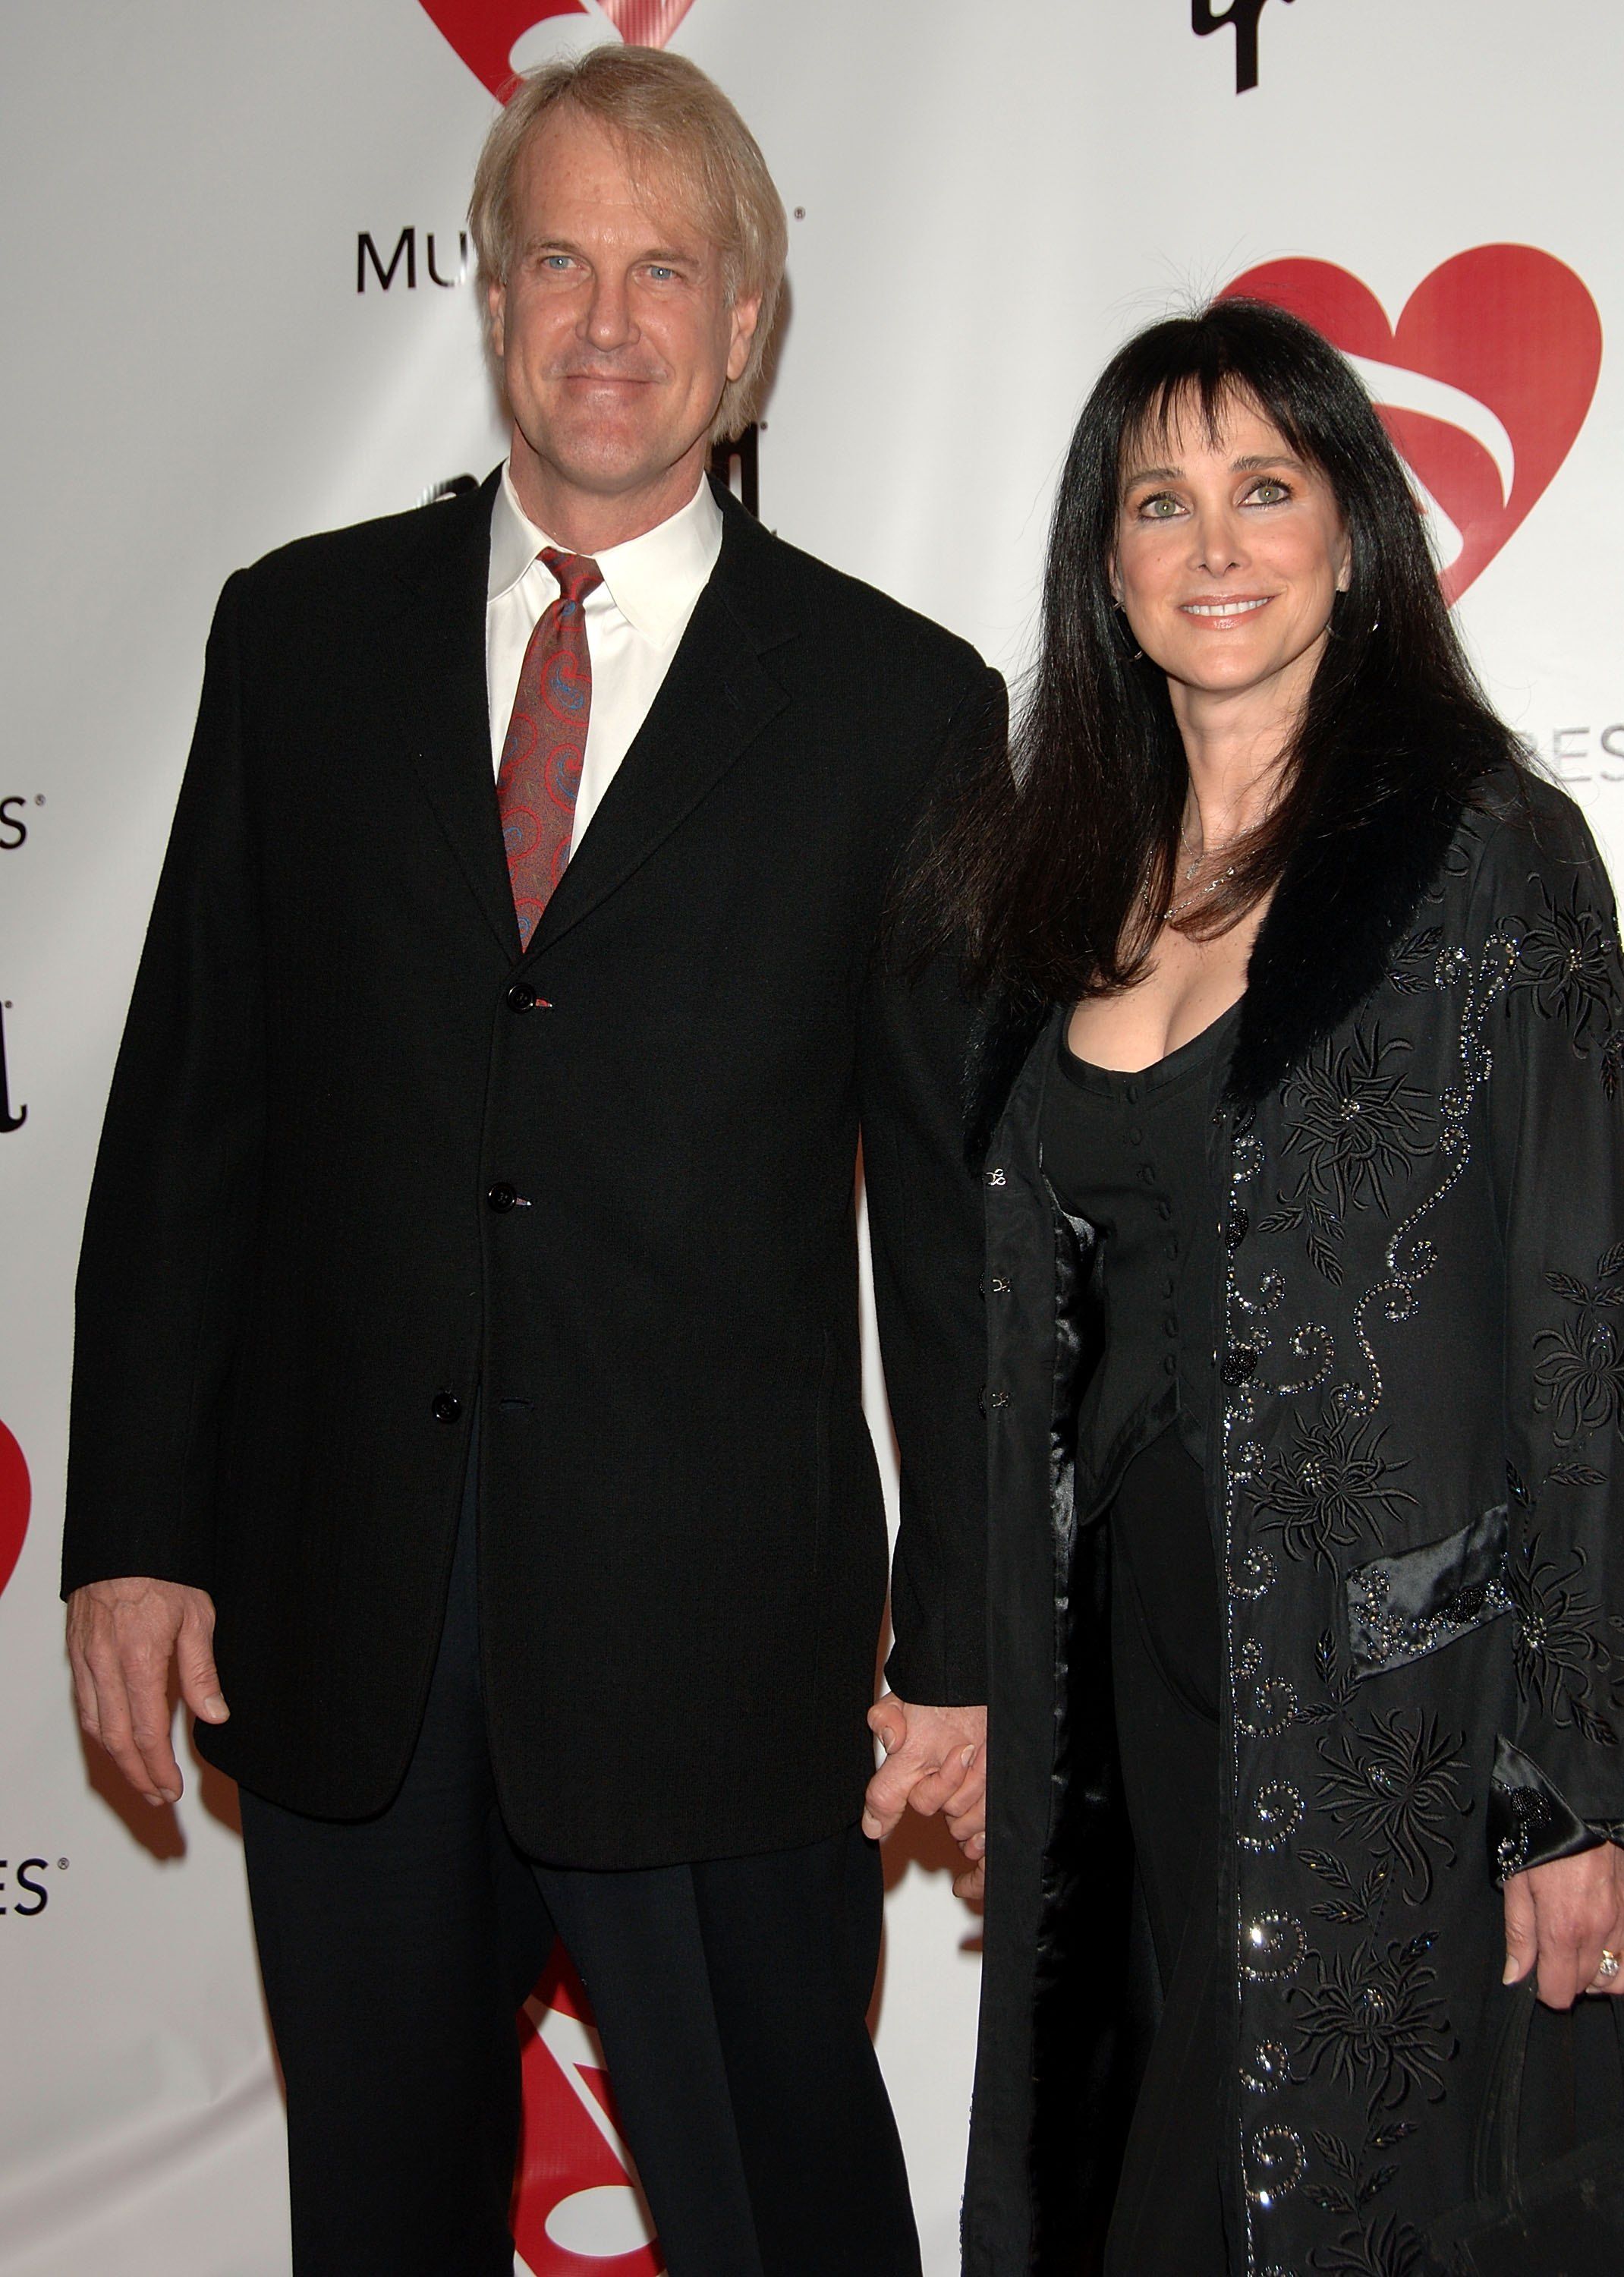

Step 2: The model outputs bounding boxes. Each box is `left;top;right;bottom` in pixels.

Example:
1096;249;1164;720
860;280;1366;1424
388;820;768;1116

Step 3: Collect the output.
1247;478;1291;505
1139;495;1183;520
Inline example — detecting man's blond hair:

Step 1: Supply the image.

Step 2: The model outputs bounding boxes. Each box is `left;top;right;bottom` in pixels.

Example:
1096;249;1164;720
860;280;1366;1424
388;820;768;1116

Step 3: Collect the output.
468;46;788;441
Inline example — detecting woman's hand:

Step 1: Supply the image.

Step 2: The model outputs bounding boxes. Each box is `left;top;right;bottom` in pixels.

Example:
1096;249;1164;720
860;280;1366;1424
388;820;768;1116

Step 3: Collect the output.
863;1695;987;1903
1503;1842;1624;2007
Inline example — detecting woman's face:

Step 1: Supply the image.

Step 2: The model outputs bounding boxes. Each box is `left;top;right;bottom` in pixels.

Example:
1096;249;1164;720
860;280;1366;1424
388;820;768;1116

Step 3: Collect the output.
1111;390;1352;724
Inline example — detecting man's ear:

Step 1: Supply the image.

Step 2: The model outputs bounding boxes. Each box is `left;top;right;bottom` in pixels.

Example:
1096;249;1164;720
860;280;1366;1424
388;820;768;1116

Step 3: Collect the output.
486;279;507;363
725;294;763;384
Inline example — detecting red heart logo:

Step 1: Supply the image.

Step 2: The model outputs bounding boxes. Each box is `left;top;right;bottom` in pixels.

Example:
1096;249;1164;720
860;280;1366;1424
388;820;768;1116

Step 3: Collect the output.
511;1944;664;2276
1223;247;1602;601
419;2;695;99
0;1418;30;1600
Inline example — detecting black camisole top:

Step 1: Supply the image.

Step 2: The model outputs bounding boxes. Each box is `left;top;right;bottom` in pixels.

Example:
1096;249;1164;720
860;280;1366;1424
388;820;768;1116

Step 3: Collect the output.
1038;1003;1239;1515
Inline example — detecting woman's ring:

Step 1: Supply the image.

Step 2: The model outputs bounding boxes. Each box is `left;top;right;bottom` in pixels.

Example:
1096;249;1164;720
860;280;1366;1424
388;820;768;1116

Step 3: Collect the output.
1600;1950;1621;1982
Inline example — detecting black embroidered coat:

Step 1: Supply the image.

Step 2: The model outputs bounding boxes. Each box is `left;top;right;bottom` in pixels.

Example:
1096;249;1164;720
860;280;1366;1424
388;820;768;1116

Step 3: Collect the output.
961;764;1624;2276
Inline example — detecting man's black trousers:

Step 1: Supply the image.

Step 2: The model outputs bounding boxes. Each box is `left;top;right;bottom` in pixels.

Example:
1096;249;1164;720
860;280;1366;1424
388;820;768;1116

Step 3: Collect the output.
237;1439;921;2277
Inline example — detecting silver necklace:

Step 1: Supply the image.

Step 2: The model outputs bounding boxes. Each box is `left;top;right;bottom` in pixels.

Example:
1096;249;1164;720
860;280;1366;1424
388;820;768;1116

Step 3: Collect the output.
1159;862;1239;922
1149;822;1242;923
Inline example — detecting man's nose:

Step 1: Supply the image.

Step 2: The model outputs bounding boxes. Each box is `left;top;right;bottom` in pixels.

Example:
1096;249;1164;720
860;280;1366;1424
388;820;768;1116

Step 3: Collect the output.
583;272;636;351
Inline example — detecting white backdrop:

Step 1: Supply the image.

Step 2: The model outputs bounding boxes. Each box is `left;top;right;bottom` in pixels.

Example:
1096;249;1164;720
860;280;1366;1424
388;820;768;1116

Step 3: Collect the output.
2;4;1620;2272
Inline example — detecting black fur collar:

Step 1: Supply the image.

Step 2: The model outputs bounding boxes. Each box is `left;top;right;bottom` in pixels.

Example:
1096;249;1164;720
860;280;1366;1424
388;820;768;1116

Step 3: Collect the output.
967;766;1470;1161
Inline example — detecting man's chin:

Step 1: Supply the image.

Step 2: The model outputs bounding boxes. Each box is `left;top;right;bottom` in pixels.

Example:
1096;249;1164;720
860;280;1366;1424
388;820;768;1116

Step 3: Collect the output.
537;433;697;501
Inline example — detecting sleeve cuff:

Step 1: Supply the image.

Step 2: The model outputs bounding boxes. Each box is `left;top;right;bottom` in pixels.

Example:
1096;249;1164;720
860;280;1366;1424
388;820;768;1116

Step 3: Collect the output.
1487;1734;1624;1882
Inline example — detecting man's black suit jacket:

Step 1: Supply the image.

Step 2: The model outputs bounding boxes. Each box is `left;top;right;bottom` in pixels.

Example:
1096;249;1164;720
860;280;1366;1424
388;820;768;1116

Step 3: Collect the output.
63;473;996;1868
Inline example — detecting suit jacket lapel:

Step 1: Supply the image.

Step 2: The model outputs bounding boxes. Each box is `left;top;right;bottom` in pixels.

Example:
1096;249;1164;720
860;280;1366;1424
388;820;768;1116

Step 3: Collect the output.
526;491;792;960
385;472;522;960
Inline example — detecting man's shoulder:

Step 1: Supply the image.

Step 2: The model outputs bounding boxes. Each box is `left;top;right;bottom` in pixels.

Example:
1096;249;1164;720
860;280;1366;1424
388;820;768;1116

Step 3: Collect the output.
234;480;492;609
720;502;990;698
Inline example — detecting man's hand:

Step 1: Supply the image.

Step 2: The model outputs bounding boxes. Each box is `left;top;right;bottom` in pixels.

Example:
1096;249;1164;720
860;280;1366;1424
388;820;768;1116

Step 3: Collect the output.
1503;1842;1624;2007
67;1578;228;1806
863;1694;987;1866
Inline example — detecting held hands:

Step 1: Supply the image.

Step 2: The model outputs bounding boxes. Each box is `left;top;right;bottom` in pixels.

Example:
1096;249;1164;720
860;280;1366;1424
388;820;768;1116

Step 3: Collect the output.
1503;1842;1624;2006
863;1695;987;1902
67;1578;228;1806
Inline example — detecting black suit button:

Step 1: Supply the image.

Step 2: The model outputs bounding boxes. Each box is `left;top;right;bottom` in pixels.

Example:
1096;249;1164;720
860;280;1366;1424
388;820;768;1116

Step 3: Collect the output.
506;982;540;1013
432;1391;461;1424
486;1183;518;1213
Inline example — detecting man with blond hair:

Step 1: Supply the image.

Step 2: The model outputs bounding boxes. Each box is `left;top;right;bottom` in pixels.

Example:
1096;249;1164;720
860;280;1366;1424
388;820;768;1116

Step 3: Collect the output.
63;46;992;2277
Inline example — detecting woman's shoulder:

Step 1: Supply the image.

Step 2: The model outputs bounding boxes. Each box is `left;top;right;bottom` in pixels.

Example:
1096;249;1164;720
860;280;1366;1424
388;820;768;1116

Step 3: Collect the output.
1452;760;1616;916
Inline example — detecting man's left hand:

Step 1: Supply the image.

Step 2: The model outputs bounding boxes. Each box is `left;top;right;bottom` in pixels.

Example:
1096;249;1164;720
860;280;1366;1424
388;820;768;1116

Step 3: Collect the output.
862;1695;987;1845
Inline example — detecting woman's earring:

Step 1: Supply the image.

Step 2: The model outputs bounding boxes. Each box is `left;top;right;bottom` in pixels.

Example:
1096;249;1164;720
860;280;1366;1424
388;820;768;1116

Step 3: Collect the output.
1112;601;1144;663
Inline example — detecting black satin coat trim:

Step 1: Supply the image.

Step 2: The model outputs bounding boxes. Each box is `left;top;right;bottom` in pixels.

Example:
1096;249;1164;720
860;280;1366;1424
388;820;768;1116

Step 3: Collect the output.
1028;1198;1133;2267
1487;1734;1622;1883
1345;1504;1513;1679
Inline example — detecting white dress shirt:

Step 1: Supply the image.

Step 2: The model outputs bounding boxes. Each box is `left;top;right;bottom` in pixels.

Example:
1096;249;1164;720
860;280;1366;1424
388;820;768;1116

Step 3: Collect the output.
485;464;724;849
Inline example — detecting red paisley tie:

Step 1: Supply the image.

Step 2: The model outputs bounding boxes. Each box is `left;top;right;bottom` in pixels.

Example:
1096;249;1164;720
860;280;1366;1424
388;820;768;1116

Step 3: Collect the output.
497;548;603;950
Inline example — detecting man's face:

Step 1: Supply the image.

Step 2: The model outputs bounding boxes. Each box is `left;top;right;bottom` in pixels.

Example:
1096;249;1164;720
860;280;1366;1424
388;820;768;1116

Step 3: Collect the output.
489;107;760;524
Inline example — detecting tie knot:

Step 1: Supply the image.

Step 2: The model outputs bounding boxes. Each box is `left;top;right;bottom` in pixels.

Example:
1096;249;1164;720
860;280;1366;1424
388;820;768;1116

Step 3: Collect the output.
541;548;603;611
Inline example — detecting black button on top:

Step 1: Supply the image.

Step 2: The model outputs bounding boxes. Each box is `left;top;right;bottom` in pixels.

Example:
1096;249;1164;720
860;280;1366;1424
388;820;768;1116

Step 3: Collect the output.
432;1391;461;1424
506;981;538;1013
1124;1084;1139;1105
486;1183;518;1213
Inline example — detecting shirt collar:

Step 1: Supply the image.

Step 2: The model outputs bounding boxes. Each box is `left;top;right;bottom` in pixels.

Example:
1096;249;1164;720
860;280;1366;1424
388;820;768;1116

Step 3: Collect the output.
489;462;723;644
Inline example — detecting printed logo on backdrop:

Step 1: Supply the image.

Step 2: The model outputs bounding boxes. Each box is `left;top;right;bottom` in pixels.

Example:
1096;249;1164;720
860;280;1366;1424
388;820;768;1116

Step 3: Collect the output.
0;1859;61;1918
0;1001;24;1134
0;792;42;852
1223;247;1604;604
512;1948;664;2277
1193;0;1295;96
1;807;38;1135
0;1416;52;1931
420;1;694;99
0;1416;29;1599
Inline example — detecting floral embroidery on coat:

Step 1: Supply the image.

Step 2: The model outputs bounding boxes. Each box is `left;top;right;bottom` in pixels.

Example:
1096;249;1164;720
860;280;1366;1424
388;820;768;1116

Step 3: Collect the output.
1532;1244;1624;1444
1509;870;1622;1052
1260;1030;1434;1283
1255;1408;1416;1572
1314;1709;1466;1903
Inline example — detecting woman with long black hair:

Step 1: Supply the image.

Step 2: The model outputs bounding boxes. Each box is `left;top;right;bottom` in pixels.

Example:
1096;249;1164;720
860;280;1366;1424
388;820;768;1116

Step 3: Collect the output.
924;301;1624;2274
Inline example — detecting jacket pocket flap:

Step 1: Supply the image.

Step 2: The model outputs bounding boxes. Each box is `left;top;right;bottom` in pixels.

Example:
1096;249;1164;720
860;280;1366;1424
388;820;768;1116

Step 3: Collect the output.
1345;1504;1512;1680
